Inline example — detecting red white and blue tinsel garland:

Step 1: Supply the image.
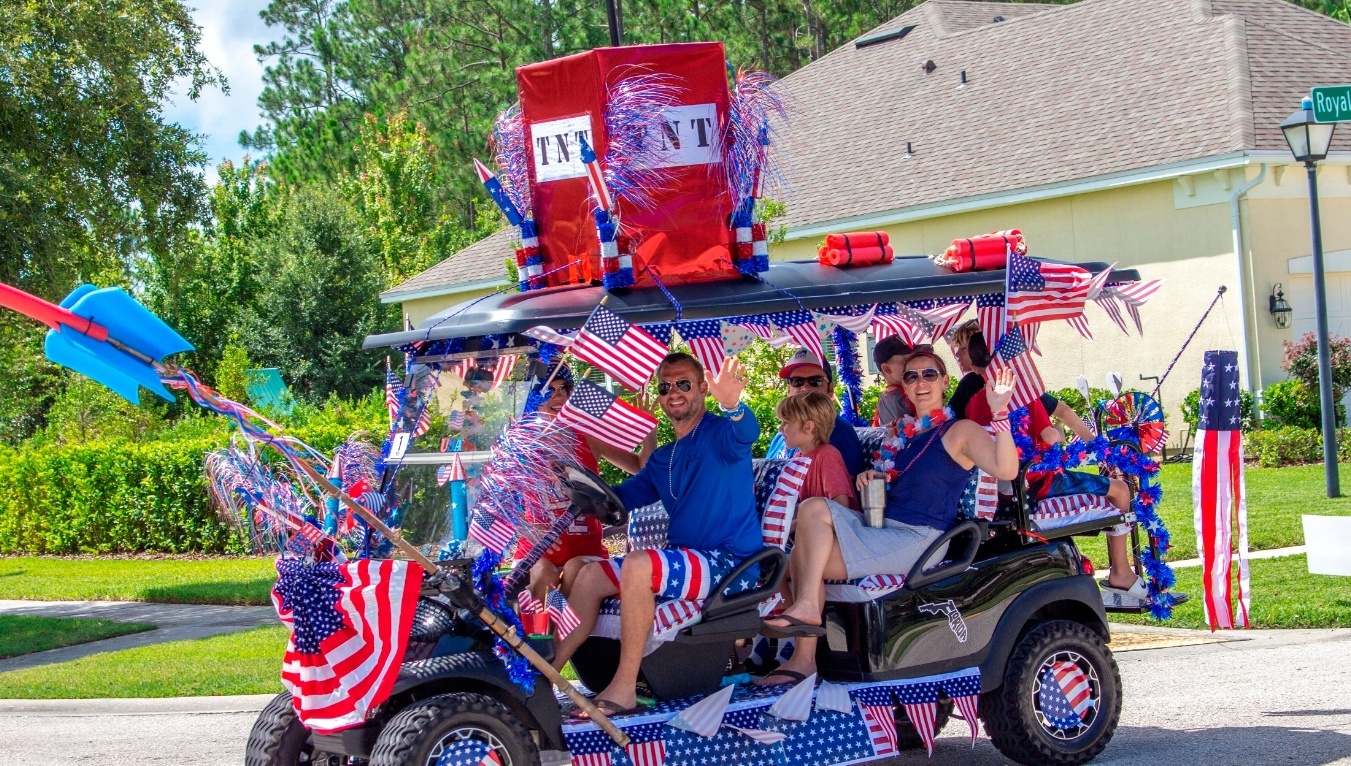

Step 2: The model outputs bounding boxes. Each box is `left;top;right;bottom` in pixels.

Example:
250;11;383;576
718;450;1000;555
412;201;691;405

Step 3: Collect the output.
831;325;867;426
1009;409;1175;619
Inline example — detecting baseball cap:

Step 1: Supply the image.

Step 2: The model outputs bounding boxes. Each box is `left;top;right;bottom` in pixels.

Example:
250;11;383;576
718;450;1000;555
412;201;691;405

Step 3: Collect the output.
872;335;913;368
779;348;835;380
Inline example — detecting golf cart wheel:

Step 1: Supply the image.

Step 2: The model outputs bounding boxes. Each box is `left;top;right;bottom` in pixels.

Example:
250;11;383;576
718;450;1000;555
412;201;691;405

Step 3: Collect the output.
894;698;953;750
244;692;343;766
369;692;539;766
979;620;1121;766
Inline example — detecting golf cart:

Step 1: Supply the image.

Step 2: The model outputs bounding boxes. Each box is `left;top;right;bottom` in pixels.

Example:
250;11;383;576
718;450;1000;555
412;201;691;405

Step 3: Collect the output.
247;254;1169;766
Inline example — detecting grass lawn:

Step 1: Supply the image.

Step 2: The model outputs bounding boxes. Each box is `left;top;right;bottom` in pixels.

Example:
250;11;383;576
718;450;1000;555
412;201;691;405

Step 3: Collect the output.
1114;554;1351;630
0;615;154;660
1076;462;1351;567
0;624;288;699
0;556;276;605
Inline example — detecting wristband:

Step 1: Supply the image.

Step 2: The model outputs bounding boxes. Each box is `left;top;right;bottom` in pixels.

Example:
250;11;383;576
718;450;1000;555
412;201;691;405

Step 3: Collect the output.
718;400;745;414
992;410;1009;420
991;417;1012;433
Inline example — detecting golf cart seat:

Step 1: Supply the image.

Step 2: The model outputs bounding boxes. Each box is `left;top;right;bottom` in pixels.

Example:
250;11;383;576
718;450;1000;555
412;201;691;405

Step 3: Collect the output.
815;428;997;603
571;457;806;699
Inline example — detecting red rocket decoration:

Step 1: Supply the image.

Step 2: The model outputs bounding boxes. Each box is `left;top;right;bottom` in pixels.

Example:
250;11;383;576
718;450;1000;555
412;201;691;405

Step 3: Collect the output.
935;229;1027;272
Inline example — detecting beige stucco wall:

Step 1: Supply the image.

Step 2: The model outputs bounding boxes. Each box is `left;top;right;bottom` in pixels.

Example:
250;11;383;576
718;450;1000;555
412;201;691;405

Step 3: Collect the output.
396;285;506;329
775;175;1250;440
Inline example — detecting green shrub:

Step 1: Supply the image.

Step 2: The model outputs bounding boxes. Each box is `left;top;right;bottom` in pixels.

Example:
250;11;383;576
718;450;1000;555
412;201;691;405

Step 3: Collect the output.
1048;387;1115;419
1282;332;1351;402
0;437;237;555
1181;388;1257;432
1261;380;1320;429
1244;426;1351;468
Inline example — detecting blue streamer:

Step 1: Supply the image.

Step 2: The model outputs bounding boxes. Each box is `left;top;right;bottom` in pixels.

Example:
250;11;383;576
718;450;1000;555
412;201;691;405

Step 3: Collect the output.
831;326;866;426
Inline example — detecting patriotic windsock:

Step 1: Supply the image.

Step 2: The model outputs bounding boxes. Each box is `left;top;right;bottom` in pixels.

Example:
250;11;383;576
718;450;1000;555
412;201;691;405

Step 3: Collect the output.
1192;350;1250;631
579;135;633;289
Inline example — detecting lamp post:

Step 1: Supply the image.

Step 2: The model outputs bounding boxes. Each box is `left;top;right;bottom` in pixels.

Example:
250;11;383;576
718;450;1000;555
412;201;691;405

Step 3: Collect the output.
1280;97;1339;497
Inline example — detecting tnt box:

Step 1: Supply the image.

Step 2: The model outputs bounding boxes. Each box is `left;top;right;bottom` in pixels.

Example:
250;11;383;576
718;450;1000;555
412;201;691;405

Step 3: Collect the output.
516;43;735;289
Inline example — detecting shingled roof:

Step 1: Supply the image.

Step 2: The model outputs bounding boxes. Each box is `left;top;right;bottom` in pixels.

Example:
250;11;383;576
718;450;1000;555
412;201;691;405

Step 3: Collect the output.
381;227;511;302
386;0;1351;301
774;0;1351;232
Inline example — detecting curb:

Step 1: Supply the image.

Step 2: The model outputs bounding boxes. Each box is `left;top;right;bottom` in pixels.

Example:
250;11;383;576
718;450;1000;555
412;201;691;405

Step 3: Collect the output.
0;694;278;716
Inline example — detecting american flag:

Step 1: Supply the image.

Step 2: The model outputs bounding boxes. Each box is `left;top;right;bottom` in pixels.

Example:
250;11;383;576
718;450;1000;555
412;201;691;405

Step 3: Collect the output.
871;303;930;345
1106;278;1164;334
736;314;777;341
434;739;503;766
572;305;668;391
523;325;577;347
942;672;983;746
976;293;1006;348
1096;291;1129;335
271;558;423;734
853;685;899;757
677;319;727;375
411;398;431;438
517;590;543;615
469;514;516;555
1192;349;1250;630
894;682;939;756
912;297;971;340
447;409;465;431
768;310;825;363
1038;661;1094;731
487;356;516;392
819;304;877;334
986;323;1045;408
578;134;614;212
564;724;618;766
557;380;657;453
545;588;580;639
1005;252;1091;325
623;722;667;766
384;367;403;425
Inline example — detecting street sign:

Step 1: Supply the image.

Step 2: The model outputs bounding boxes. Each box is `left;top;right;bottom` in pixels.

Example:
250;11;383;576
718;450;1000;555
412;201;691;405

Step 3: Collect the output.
1311;85;1351;123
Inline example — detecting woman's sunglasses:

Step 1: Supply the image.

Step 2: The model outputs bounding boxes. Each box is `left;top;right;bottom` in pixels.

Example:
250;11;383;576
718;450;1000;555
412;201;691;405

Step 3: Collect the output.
787;375;828;389
657;379;695;396
902;368;943;385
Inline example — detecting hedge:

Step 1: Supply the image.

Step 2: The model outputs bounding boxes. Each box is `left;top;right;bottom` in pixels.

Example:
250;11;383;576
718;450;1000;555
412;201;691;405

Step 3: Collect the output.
1244;426;1351;469
0;424;373;555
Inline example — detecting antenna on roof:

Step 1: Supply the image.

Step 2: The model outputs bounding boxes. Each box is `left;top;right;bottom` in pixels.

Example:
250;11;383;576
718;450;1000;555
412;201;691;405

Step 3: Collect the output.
904;142;914;159
959;70;968;88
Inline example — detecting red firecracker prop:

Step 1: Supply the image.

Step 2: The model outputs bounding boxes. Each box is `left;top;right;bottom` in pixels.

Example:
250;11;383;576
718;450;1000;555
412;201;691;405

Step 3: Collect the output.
818;232;895;267
935;229;1027;272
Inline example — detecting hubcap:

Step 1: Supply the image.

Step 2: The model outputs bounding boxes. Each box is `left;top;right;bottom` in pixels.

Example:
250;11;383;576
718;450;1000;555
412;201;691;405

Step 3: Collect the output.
426;726;511;766
1031;650;1101;741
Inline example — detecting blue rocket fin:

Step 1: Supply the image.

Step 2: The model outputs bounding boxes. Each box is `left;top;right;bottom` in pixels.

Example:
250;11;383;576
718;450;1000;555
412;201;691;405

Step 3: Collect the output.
64;287;194;360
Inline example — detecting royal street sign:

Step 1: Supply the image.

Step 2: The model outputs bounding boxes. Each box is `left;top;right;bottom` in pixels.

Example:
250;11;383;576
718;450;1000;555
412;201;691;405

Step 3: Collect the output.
1312;85;1351;123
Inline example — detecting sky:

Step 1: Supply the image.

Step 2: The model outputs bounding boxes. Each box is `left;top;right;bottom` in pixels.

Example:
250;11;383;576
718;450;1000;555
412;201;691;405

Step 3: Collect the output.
163;1;275;185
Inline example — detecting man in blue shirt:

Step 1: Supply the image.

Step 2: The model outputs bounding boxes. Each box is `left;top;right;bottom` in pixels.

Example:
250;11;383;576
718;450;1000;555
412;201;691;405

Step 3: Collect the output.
765;349;865;477
552;352;760;717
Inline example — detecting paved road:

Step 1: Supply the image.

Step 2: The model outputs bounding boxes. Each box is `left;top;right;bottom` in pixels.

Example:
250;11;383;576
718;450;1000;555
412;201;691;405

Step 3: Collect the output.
0;599;278;672
2;627;1348;765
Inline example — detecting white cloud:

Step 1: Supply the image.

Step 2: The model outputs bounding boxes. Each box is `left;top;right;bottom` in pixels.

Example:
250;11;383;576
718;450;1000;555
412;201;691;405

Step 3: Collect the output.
163;0;275;185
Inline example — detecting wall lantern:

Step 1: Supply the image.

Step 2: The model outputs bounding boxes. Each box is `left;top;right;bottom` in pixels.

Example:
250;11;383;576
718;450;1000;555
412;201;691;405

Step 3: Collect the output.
1269;283;1292;329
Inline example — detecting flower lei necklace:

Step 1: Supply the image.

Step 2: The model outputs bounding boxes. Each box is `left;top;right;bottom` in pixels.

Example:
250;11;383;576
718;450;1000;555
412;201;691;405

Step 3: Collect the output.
874;407;954;482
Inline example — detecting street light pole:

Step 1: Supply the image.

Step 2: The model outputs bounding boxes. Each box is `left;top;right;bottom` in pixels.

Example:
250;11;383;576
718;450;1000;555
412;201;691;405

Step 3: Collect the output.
1281;97;1340;498
1305;160;1340;497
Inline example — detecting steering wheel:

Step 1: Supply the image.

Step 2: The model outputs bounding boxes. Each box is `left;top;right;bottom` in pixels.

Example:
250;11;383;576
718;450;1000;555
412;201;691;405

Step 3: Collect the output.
561;465;628;527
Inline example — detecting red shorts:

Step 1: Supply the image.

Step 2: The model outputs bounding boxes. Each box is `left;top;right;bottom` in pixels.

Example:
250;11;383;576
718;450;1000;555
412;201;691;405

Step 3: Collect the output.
518;517;609;568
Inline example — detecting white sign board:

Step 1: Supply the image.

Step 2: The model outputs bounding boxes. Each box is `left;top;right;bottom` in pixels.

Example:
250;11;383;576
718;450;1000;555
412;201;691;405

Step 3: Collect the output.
530;104;721;184
1302;515;1351;576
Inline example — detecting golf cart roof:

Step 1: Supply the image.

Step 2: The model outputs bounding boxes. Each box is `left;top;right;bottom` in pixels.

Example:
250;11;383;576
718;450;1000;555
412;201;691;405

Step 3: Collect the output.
363;256;1132;350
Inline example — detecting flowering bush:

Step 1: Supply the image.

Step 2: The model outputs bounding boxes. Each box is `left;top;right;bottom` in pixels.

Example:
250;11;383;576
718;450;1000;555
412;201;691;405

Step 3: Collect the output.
1281;332;1351;402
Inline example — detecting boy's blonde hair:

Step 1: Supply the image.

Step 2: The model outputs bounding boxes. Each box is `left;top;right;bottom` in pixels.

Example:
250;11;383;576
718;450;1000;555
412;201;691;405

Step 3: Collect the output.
949;319;982;349
775;391;837;445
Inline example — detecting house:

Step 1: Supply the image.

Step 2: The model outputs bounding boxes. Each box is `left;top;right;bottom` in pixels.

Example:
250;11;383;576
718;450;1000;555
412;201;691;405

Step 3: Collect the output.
384;0;1351;434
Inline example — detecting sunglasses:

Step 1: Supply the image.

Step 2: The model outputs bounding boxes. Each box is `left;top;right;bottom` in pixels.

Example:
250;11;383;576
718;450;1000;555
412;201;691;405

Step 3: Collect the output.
902;368;943;385
657;379;695;396
787;375;828;389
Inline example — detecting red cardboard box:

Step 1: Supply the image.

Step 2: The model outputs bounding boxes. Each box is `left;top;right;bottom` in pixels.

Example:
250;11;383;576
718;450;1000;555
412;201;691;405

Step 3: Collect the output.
516;43;736;289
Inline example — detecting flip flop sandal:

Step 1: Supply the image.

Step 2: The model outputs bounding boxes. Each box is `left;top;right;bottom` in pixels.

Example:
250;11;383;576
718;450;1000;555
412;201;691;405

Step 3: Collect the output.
755;669;810;687
569;699;651;721
761;614;826;638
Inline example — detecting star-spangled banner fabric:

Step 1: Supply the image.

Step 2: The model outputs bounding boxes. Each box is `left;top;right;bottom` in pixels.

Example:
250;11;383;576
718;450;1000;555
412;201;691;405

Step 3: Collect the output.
894;682;939;756
666;684;734;738
1038;661;1093;732
852;685;899;757
976;292;1006;349
911;296;971;340
271;558;423;734
721;321;756;357
433;738;502;766
939;672;983;746
1005;252;1092;325
572;305;668;391
767;311;825;363
1193;349;1251;631
677;319;726;375
987;322;1045;408
557;380;658;453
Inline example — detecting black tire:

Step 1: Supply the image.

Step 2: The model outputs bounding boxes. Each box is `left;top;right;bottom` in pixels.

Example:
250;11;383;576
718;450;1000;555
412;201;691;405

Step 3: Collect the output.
244;692;342;766
369;692;539;766
979;620;1122;766
895;698;953;750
